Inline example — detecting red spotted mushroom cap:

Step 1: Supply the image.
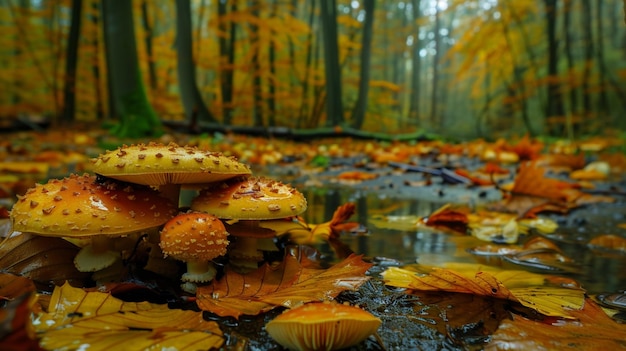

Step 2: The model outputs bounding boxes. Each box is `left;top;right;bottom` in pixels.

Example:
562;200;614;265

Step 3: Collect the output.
190;177;307;220
10;174;178;237
159;212;229;262
90;142;252;186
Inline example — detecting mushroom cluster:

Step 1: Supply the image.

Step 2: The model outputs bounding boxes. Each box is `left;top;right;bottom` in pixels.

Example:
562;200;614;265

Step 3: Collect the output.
9;141;308;290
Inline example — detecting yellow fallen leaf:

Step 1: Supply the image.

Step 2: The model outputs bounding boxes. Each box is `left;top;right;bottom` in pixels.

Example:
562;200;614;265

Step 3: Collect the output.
31;282;223;350
382;263;585;319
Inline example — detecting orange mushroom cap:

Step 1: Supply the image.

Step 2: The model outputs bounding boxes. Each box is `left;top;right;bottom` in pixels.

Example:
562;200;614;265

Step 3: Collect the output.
159;212;229;262
190;176;307;220
10;174;178;237
90;142;251;186
266;302;381;351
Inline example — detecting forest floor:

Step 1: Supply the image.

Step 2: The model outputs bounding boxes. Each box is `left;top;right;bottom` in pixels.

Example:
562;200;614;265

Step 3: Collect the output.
1;127;626;350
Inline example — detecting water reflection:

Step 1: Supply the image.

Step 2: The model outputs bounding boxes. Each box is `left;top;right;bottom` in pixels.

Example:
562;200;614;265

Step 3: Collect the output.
300;186;626;294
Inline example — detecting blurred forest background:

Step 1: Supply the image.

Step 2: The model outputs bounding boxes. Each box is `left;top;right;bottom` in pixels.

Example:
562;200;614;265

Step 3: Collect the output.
0;0;625;140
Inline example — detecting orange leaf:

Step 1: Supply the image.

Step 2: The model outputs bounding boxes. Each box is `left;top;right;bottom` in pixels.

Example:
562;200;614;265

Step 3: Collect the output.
196;250;372;318
337;171;378;181
420;204;469;234
487;299;626;350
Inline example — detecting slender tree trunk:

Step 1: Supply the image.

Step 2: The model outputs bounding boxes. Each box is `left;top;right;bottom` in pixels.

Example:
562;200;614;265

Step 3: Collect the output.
430;5;441;129
320;0;344;127
101;0;163;137
580;0;593;121
175;0;216;131
297;0;316;126
409;0;422;126
543;0;565;135
218;0;237;125
267;1;278;126
60;0;82;125
351;0;375;130
140;1;157;90
595;0;609;118
562;0;576;139
248;0;264;127
89;0;104;120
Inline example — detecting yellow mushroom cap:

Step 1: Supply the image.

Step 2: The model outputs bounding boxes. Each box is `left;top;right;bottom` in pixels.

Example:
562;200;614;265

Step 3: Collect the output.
266;302;381;351
10;174;178;237
90;142;252;186
159;212;229;261
190;176;307;220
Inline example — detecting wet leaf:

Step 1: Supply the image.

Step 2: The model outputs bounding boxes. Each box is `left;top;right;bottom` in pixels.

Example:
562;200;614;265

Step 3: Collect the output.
498;161;613;217
0;274;36;300
196;250;373;319
382;263;585;318
419;204;469;234
486;299;626;350
31;282;224;351
337;170;378;181
587;234;626;255
0;233;90;284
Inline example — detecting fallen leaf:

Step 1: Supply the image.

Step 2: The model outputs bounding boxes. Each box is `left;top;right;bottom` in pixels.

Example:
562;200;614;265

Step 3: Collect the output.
31;282;224;351
196;249;373;318
0;233;90;284
587;234;626;255
337;170;378;181
419;204;469;234
382;263;585;318
486;299;626;350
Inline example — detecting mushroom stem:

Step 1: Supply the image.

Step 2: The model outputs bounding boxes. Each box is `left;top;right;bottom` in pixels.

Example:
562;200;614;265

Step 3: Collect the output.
158;183;182;206
182;260;217;283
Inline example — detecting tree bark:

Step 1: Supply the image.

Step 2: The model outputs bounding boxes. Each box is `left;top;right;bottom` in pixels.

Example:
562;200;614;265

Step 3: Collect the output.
319;0;344;127
409;0;422;125
101;0;163;137
140;1;157;90
60;0;82;125
175;0;216;132
543;0;565;134
218;0;237;125
350;0;375;130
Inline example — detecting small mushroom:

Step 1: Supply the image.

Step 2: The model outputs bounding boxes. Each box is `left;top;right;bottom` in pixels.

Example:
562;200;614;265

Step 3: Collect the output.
91;142;252;204
10;174;178;274
159;212;229;293
191;176;307;273
266;302;381;351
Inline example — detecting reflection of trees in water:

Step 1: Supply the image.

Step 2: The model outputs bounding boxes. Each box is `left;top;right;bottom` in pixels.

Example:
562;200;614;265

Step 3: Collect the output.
301;187;452;263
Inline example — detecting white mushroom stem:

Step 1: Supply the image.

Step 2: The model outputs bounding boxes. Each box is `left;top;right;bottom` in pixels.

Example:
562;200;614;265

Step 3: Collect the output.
181;260;217;283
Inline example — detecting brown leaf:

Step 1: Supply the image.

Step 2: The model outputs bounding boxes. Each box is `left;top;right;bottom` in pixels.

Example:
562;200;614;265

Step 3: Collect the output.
196;249;373;318
420;204;469;234
0;234;90;284
486;299;626;350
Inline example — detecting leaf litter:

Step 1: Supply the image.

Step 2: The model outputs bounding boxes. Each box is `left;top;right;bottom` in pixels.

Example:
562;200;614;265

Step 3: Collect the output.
0;130;626;350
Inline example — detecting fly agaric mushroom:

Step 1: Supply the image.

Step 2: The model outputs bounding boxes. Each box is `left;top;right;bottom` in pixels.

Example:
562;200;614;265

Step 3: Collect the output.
190;176;307;273
159;212;229;293
10;174;177;273
90;142;252;204
266;302;381;351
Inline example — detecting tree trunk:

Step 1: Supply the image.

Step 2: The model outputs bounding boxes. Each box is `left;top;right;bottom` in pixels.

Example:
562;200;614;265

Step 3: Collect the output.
319;0;344;127
562;0;576;139
175;0;216;132
350;0;375;130
249;0;264;127
267;1;278;126
101;0;163;137
430;5;441;129
218;0;237;125
298;0;316;127
140;1;157;90
580;0;593;121
60;0;82;125
543;0;565;135
409;0;422;125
